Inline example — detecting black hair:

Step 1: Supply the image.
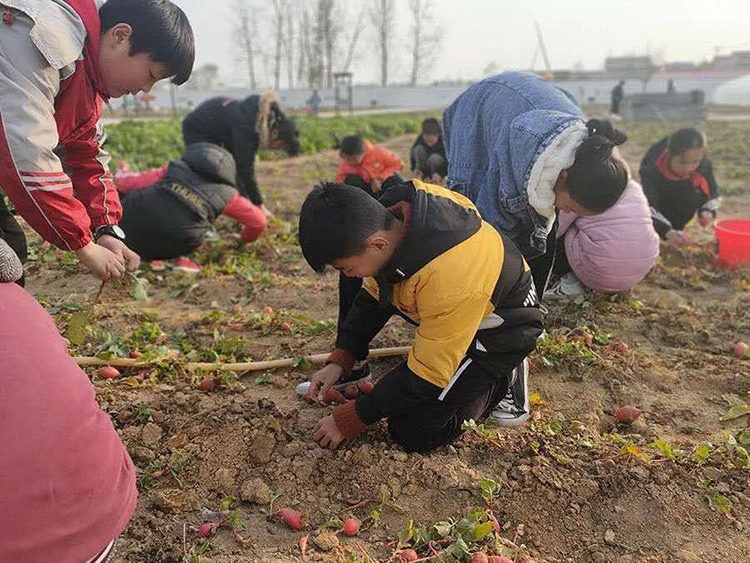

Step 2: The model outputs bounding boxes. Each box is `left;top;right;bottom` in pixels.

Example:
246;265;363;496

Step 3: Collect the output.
276;116;301;156
566;119;629;213
421;118;441;136
667;127;706;156
99;0;195;85
298;182;395;272
340;135;365;156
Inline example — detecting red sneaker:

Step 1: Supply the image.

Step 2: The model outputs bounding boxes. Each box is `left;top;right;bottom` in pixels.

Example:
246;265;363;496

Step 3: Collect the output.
149;260;166;272
173;256;201;274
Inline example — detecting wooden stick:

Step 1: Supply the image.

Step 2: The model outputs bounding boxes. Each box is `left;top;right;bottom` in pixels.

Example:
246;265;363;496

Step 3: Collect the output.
74;345;410;371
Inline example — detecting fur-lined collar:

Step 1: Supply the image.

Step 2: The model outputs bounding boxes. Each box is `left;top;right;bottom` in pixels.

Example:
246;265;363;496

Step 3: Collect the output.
255;91;281;149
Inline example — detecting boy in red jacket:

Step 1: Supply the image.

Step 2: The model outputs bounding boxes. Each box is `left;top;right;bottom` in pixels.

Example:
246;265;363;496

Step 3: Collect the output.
0;0;195;284
336;135;403;197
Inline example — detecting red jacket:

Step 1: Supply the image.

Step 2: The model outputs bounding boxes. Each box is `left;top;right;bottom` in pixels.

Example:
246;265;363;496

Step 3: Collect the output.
336;140;402;185
0;0;121;251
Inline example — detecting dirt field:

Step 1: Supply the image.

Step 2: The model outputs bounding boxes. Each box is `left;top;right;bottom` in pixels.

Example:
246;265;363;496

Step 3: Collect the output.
24;121;750;563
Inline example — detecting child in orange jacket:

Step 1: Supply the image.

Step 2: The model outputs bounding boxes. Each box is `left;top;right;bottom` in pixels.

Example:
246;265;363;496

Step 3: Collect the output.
336;135;403;197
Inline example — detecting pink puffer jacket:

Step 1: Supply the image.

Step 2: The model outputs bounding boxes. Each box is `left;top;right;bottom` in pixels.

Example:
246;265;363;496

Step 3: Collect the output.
557;179;660;292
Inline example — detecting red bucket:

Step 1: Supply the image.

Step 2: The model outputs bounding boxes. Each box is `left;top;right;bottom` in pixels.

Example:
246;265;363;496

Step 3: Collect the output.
714;219;750;268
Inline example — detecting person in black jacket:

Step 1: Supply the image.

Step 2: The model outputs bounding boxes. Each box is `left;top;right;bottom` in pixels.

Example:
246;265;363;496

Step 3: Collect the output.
410;118;448;182
181;93;301;216
610;80;625;115
639;128;720;246
118;144;267;268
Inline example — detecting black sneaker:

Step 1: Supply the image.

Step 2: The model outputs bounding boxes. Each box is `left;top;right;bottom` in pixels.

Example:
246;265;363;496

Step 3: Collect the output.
488;358;530;427
295;360;372;396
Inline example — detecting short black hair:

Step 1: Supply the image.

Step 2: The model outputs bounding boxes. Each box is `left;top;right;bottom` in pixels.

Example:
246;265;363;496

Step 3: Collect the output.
421;118;441;136
566;119;629;213
340;135;365;156
298;182;395;272
667;127;706;156
99;0;195;85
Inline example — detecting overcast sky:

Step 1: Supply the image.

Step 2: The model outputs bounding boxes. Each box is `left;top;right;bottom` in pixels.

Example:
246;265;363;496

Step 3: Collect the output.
172;0;750;86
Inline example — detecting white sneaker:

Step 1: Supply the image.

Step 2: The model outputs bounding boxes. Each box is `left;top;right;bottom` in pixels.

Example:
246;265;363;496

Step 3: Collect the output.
489;358;530;427
543;272;585;301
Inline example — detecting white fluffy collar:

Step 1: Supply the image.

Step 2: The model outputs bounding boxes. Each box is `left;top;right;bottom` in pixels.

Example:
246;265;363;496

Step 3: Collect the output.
526;122;588;233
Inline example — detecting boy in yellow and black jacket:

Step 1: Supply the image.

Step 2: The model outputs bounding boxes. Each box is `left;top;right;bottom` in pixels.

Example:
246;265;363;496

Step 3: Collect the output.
298;179;543;453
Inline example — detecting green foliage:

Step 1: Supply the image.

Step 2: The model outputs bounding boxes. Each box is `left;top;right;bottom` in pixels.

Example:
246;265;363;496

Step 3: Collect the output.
104;112;435;171
534;331;596;368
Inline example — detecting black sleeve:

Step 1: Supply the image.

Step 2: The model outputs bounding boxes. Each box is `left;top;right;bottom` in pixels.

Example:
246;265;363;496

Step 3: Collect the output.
336;287;396;361
640;166;672;238
355;360;442;424
231;125;262;205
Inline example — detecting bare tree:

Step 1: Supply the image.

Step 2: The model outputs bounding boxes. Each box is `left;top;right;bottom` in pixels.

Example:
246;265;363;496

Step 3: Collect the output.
270;0;287;90
284;1;295;88
370;0;396;86
234;0;258;89
341;7;366;73
297;7;309;86
408;0;442;86
315;0;340;87
186;63;221;91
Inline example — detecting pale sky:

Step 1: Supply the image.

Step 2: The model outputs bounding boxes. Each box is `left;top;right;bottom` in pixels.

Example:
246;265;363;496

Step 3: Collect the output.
171;0;750;86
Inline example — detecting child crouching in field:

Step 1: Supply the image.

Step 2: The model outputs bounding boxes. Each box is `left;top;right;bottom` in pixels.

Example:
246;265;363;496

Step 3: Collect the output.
336;135;403;198
410;118;448;183
298;180;544;453
115;143;267;273
0;239;137;562
639;128;720;247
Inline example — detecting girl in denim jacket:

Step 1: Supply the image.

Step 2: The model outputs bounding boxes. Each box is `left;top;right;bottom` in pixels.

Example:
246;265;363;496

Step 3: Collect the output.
443;72;628;297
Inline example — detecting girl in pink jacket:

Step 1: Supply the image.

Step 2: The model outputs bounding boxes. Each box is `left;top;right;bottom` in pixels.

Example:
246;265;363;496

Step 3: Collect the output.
545;179;660;297
0;238;137;562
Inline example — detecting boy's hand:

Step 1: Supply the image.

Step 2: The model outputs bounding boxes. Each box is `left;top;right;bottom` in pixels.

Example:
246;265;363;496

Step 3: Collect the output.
97;235;141;271
698;211;713;228
305;363;344;403
371;178;383;194
666;229;691;247
313;415;345;450
75;242;126;280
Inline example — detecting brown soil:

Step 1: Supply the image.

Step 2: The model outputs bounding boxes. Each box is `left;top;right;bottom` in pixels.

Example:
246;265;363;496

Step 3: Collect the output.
24;129;750;563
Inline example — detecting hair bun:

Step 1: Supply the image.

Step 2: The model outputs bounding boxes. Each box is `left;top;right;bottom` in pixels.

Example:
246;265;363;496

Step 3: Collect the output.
586;118;627;147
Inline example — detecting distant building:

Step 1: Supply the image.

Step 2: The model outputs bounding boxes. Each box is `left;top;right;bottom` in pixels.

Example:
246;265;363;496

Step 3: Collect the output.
664;61;697;72
709;51;750;71
604;56;655;81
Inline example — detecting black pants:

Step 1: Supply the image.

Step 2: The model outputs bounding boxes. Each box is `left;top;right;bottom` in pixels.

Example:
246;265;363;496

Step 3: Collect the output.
0;194;26;287
526;221;558;301
411;145;447;180
119;190;208;261
552;239;572;277
384;316;543;453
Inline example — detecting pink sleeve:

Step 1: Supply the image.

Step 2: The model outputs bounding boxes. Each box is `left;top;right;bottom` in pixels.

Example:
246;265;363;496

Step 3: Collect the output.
114;164;168;193
222;193;267;242
556;211;577;238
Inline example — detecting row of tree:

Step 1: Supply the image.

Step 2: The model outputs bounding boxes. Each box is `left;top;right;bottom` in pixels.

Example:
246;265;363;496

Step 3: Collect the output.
189;0;443;91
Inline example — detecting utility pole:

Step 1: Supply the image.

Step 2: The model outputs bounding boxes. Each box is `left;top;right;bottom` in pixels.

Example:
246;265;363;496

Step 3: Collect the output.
534;21;552;77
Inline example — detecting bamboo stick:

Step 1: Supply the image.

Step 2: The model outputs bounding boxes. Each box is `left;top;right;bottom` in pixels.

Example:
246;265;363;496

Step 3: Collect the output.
74;345;410;372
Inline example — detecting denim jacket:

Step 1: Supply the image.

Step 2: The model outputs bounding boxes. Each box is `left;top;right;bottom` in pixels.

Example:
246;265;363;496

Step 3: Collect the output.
443;72;586;259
